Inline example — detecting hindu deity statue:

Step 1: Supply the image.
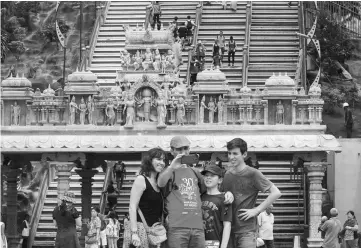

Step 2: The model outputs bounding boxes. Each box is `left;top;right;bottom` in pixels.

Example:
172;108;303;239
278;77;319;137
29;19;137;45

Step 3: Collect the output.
171;79;187;98
142;47;153;71
69;96;78;125
217;95;224;124
79;97;87;125
160;55;167;74
174;97;185;126
133;50;142;71
87;96;95;125
208;97;217;124
105;98;116;126
276;100;284;124
199;96;207;124
161;79;172;101
155;92;167;127
123;94;136;127
123;50;131;70
165;49;175;70
111;81;123;98
136;88;153;122
153;49;162;71
11;101;21;126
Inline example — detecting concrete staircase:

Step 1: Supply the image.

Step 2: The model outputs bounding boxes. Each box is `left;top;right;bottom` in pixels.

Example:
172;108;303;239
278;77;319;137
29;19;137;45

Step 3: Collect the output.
89;1;199;86
247;1;300;88
33;168;106;247
198;2;247;89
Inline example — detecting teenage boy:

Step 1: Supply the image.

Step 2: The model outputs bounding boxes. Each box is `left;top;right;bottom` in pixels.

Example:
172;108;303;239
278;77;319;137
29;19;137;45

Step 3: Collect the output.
223;138;282;248
201;164;232;248
158;135;234;248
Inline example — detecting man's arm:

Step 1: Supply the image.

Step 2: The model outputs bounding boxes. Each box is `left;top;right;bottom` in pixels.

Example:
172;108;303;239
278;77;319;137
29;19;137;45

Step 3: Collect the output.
239;184;281;221
220;221;231;248
157;154;183;187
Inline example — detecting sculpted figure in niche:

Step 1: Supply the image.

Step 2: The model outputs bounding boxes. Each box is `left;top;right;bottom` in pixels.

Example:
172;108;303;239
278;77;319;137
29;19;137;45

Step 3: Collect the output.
11;101;21;126
136;88;153;122
276;100;284;124
165;49;175;70
155;92;167;127
69;96;78;125
79;97;87;125
161;80;172;101
123;50;131;70
87;96;95;125
199;95;207;124
123;94;136;127
174;97;185;126
160;54;167;74
111;81;123;98
105;98;116;126
171;79;187;98
133;50;142;71
217;95;224;124
208;97;217;124
142;47;153;71
153;49;161;71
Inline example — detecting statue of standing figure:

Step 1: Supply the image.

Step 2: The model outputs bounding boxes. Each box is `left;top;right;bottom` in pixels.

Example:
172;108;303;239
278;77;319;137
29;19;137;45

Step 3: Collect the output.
79;97;87;125
174;97;185;126
123;94;136;127
69;96;78;125
11;101;21;126
87;96;95;125
276;100;284;124
136;88;153;122
217;96;224;124
208;97;217;124
155;92;167;127
105;98;116;126
142;48;153;71
199;96;207;124
153;49;161;71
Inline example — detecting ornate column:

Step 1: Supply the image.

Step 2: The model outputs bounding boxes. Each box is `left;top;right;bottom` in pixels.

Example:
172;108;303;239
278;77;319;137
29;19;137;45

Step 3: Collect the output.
116;105;123;125
305;162;327;248
5;159;22;248
50;162;75;205
262;100;268;125
1;100;4;126
75;169;99;247
292;100;298;125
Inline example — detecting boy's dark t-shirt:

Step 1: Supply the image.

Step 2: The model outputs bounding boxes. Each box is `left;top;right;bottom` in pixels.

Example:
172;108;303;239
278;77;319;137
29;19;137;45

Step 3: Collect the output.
222;166;273;234
201;193;232;242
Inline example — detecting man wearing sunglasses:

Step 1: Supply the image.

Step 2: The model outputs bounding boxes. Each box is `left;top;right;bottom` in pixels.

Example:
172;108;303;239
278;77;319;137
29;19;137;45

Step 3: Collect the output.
158;135;234;248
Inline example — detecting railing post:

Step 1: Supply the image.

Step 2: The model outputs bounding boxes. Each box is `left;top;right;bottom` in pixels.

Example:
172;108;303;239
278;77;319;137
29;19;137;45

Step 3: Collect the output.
242;2;252;87
299;2;307;90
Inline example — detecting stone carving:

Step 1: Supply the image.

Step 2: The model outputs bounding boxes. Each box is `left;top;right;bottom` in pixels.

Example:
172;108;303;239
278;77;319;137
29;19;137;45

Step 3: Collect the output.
69;96;77;125
208;97;216;124
133;50;142;70
276;100;285;124
171;79;187;98
87;96;95;125
155;92;167;128
174;97;185;126
79;97;87;125
11;101;21;126
123;94;136;128
199;96;207;124
136;88;154;122
217;96;224;124
110;81;123;98
105;98;116;126
153;49;161;71
142;47;153;71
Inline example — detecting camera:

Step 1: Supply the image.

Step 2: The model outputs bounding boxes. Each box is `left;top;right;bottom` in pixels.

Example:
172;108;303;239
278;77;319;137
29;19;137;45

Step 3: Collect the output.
181;154;199;165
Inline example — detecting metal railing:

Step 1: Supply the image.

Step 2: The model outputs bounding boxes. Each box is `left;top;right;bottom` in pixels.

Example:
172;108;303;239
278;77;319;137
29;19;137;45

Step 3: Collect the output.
99;162;114;214
304;1;361;38
186;2;203;86
242;2;252;87
298;2;307;90
80;1;111;71
28;169;50;248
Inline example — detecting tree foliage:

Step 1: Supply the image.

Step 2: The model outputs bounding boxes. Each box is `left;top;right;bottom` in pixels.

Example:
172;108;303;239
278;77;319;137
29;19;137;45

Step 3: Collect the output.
38;20;70;43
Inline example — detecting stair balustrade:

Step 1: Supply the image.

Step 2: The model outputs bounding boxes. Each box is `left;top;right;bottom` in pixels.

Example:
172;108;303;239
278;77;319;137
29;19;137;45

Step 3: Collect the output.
186;2;203;86
28;169;50;248
298;2;307;90
80;1;111;71
99;163;114;214
242;2;252;87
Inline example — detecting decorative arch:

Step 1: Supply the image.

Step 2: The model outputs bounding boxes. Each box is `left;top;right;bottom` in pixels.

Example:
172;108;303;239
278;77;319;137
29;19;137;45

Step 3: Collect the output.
128;74;163;97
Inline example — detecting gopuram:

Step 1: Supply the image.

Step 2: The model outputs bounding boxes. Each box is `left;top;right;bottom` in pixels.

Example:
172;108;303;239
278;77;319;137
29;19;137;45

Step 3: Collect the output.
0;2;344;248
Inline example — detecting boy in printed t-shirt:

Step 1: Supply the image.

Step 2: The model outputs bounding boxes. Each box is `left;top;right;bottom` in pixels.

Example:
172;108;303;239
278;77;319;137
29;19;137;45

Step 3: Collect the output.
201;164;232;248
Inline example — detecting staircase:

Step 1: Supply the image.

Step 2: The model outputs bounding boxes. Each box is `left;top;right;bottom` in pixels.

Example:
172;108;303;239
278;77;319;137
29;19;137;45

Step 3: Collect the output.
198;2;247;89
247;1;300;88
33;168;106;247
257;156;305;248
89;1;150;86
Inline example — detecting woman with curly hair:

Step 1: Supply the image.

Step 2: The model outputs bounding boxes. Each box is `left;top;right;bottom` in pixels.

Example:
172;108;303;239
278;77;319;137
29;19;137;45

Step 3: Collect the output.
340;210;359;248
126;147;166;248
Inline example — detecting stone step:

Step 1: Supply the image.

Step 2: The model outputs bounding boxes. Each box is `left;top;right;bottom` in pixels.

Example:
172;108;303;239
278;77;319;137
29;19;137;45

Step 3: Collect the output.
250;57;299;62
251;36;299;41
250;41;299;46
252;14;298;19
250;52;299;57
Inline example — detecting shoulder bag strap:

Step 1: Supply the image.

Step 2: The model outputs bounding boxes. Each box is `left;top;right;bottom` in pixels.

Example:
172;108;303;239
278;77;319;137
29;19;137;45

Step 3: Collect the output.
137;208;150;232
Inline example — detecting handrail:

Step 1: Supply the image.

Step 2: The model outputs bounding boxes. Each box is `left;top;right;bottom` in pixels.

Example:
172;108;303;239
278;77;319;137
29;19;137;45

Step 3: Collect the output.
186;2;203;86
99;164;113;214
80;1;111;71
28;169;50;248
294;49;303;86
298;2;307;90
242;2;252;87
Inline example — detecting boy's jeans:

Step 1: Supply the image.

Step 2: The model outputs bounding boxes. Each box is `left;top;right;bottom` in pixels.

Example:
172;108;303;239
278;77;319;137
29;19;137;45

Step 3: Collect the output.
233;232;257;248
167;227;205;248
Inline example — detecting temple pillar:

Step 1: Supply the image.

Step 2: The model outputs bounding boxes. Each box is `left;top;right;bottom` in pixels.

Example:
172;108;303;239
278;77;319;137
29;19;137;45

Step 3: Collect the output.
75;169;99;247
292;100;297;125
305;162;327;248
50;162;75;205
5;160;22;248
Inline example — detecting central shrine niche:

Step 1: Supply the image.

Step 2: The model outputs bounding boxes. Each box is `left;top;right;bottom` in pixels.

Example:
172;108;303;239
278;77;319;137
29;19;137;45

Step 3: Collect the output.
134;87;157;123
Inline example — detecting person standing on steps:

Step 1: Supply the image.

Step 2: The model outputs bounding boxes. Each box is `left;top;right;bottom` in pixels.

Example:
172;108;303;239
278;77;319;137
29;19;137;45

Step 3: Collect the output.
319;208;342;248
185;16;197;45
213;39;222;68
172;16;179;38
127;148;166;248
257;205;275;248
195;40;206;70
227;36;237;67
152;1;162;31
343;102;353;138
216;31;226;64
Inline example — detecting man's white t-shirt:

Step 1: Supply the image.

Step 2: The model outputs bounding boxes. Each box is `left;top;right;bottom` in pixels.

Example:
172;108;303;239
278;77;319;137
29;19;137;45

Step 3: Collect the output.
258;211;274;240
